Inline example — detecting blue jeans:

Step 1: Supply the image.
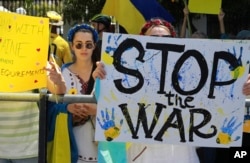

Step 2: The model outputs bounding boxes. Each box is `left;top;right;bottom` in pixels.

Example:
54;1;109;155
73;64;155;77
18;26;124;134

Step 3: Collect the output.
0;157;38;163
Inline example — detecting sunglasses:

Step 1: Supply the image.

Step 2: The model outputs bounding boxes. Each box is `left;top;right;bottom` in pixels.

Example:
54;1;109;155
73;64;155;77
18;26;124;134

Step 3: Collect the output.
74;42;94;50
150;35;173;37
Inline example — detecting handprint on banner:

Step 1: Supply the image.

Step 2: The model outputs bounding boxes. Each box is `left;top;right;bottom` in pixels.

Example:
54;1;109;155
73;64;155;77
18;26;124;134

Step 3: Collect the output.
216;116;242;145
97;108;123;141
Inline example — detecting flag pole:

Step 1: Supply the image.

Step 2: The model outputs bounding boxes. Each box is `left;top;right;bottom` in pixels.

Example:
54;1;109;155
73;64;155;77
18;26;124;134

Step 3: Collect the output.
183;0;192;37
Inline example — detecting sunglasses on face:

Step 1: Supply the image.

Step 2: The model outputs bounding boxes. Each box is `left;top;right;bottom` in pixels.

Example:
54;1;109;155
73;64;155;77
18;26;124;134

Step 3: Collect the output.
74;42;94;50
150;35;173;37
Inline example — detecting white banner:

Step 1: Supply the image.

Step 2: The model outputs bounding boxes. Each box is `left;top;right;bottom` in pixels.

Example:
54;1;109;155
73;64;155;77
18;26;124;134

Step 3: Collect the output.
95;33;250;147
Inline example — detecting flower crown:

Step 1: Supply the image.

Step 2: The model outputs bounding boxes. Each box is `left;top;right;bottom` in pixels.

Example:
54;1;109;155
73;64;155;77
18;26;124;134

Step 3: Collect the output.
140;18;176;37
67;23;99;43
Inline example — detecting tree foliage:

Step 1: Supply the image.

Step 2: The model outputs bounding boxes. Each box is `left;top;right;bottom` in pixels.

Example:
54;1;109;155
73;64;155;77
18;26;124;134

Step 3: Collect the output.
62;0;105;24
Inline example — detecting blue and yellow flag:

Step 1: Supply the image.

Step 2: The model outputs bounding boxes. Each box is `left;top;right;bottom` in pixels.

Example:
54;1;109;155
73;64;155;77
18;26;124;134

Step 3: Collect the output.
102;0;144;34
131;0;174;22
102;0;174;34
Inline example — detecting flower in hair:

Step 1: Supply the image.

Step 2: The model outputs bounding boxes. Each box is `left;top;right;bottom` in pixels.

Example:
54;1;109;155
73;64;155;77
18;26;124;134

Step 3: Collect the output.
154;19;161;25
67;23;99;43
145;22;151;29
140;18;176;37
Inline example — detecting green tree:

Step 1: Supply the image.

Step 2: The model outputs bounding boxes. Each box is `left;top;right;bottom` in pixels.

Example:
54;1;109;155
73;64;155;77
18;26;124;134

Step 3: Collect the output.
62;0;105;24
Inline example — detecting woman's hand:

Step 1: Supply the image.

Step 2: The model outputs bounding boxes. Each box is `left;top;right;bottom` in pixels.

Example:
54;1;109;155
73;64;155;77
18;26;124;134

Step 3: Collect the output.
45;61;65;85
45;61;66;94
92;61;106;80
67;103;97;118
68;103;97;126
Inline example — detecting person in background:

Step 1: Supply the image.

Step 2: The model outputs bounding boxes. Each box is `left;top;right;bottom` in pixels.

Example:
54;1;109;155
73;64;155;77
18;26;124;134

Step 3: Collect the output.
218;8;227;39
191;31;208;38
180;5;190;38
90;14;128;60
90;14;112;40
47;11;73;67
90;14;128;40
236;30;250;39
47;24;100;163
90;14;113;60
16;7;26;15
93;18;200;163
180;6;207;39
0;5;9;12
218;9;237;39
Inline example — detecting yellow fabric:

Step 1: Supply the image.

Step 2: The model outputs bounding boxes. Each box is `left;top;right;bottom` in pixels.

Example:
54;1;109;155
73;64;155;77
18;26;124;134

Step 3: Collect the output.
102;0;145;34
47;113;71;163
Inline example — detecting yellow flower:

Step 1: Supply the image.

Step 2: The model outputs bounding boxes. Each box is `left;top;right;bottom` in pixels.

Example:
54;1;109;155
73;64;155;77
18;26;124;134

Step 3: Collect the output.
68;88;77;94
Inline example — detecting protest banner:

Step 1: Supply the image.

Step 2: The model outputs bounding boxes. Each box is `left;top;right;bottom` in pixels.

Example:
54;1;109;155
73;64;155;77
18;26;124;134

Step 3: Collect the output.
95;32;250;147
0;12;49;92
188;0;222;15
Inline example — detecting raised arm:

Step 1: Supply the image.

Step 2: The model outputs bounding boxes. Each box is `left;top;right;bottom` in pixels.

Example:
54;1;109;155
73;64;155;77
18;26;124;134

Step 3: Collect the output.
218;9;226;38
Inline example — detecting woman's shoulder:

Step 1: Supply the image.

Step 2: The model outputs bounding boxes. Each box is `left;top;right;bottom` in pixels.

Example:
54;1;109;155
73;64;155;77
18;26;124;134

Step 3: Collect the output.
61;62;73;71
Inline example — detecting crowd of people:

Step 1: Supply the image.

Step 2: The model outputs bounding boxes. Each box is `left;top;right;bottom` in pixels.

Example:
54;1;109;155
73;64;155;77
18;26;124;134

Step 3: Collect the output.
0;4;250;163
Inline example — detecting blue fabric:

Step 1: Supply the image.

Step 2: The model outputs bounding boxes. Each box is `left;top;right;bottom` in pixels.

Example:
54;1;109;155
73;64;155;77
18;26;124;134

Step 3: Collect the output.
61;62;73;71
47;102;78;163
131;0;175;22
94;78;100;101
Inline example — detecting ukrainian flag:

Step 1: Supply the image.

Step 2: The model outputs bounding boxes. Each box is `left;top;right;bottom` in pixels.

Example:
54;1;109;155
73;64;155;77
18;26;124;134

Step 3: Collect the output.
102;0;174;34
131;0;174;22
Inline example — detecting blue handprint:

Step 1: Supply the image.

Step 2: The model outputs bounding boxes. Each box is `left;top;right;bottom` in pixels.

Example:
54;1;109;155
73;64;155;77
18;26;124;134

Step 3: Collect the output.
97;108;123;141
216;116;242;144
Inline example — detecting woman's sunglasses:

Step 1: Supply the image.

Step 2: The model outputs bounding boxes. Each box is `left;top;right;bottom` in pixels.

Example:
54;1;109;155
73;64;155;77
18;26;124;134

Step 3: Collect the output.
74;42;94;50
